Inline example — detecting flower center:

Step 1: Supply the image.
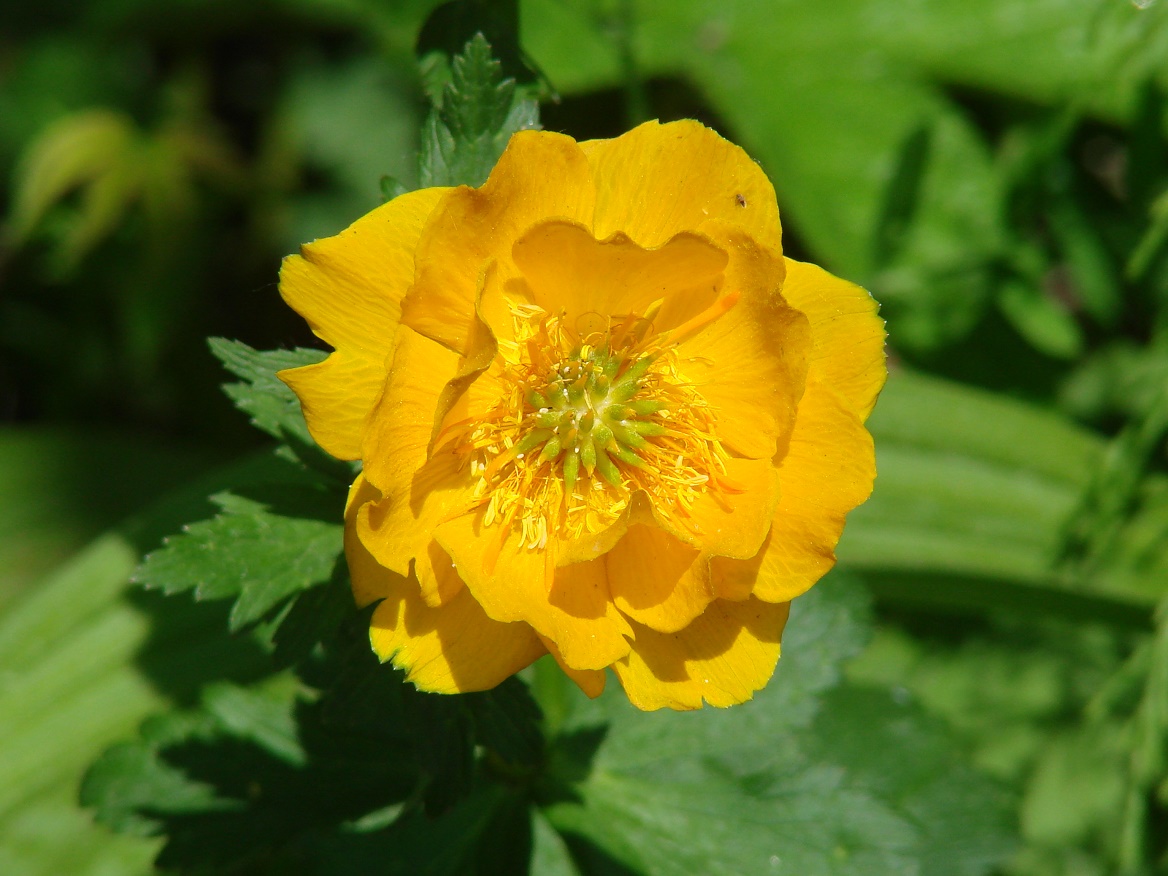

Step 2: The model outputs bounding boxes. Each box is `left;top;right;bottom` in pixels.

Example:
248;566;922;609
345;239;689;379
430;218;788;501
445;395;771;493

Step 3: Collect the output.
445;304;738;554
517;343;665;495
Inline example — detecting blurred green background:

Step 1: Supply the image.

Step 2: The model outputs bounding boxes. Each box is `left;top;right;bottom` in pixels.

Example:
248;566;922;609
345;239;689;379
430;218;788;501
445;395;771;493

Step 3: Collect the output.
4;1;1168;874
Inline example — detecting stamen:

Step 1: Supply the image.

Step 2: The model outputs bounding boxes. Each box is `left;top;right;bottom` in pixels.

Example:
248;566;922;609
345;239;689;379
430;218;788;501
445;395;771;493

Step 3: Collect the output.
442;300;736;555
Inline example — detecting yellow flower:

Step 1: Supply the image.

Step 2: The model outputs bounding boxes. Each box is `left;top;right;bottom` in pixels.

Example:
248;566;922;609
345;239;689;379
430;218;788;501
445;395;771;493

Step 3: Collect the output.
278;120;885;711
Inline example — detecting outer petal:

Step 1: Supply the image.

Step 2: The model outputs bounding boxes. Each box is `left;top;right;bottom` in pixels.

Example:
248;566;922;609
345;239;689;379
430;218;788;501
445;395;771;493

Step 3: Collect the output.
780;258;887;421
278;187;448;459
434;516;633;671
675;228;811;460
581;119;782;253
403;131;595;356
510;220;727;333
345;476;544;693
612;597;791;711
539;638;607;699
358;326;477;605
606;524;714;633
712;379;876;603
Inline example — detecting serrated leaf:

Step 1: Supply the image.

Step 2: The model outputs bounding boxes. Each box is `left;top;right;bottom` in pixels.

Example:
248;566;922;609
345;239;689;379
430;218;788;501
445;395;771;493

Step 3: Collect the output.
271;574;354;667
541;580;1014;876
374;784;533;876
403;687;477;816
420;34;540;188
135;484;343;633
463;677;544;769
82;643;422;872
80;741;236;837
202;680;306;767
207;338;325;446
417;0;533;90
444;34;516;141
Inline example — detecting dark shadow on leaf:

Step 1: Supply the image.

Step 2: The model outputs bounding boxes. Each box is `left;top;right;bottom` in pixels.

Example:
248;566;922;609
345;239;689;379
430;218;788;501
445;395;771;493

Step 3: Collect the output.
129;588;274;708
557;830;642;876
228;478;347;525
538;724;608;806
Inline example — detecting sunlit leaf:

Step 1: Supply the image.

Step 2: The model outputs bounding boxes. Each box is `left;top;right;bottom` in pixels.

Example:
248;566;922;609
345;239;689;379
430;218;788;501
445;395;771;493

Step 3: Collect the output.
420;33;539;188
134;485;344;632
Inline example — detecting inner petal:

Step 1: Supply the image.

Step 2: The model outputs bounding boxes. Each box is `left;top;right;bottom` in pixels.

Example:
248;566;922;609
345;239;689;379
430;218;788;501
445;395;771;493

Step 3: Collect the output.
511;220;728;336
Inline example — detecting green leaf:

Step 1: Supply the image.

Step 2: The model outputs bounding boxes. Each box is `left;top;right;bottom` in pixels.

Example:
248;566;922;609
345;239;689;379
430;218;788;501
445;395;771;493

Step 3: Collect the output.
540;580;1014;876
997;278;1084;360
81;658;422;872
281;55;421;247
530;810;583;876
80;740;236;837
872;124;933;269
806;687;1016;876
207;338;325;447
270;573;354;668
0;453;323;868
134;481;344;633
1127;189;1168;281
836;370;1168;616
0;783;159;876
417;0;534;89
1019;724;1127;848
380;174;409;203
464;677;545;769
1048;200;1121;328
1126;79;1168;214
404;687;477;816
375;784;533;876
201;679;306;767
8;110;138;259
419;33;539;188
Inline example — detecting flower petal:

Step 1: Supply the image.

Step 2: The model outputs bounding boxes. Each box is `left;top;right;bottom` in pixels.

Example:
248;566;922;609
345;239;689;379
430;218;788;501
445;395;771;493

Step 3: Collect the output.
403;131;594;356
712;379;876;603
356;456;473;607
347;475;394;610
606;524;714;633
357;325;477;604
510;220;727;332
581;119;782;252
361;325;457;491
434;515;633;671
279;356;380;461
611;597;791;711
539;639;607;699
780;258;887;421
345;475;544;694
675;228;811;460
653;455;780;560
278;187;448;459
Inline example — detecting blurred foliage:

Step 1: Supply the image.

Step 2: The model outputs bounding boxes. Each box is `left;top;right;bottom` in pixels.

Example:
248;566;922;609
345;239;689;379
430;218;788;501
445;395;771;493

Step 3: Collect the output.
3;0;1168;874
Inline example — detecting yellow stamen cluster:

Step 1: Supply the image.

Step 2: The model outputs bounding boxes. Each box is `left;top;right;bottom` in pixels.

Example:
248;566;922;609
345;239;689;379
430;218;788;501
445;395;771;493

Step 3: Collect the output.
448;303;739;555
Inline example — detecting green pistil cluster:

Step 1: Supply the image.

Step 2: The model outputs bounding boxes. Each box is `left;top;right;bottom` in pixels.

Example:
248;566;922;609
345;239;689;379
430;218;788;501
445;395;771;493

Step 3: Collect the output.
516;347;668;495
